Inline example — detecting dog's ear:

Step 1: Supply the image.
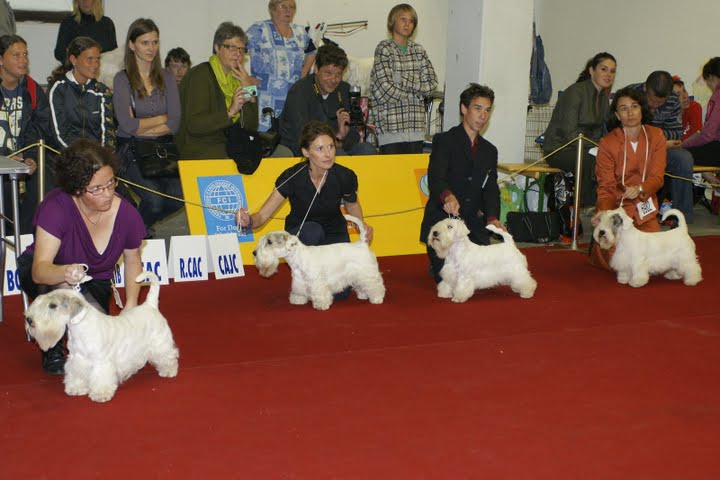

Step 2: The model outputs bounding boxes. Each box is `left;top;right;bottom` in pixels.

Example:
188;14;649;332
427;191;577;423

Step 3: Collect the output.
58;292;90;325
457;221;470;237
611;213;624;230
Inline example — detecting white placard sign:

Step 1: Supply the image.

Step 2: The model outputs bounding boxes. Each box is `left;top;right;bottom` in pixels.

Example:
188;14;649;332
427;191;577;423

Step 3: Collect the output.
168;235;209;282
207;233;244;279
3;234;34;296
113;239;170;287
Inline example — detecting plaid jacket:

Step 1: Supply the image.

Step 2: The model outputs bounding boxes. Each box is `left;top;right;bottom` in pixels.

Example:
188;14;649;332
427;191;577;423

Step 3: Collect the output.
369;39;437;139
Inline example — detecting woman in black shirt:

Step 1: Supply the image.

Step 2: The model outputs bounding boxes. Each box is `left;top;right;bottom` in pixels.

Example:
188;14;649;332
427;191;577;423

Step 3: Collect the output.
236;120;373;246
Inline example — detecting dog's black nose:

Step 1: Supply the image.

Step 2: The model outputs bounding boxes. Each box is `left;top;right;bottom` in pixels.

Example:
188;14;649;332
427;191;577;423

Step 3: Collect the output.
252;250;257;256
432;230;439;238
25;317;34;328
598;230;605;237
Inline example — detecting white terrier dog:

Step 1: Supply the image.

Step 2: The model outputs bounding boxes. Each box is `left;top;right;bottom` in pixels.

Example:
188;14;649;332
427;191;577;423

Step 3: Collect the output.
593;208;702;287
253;215;385;310
427;218;537;302
24;272;179;403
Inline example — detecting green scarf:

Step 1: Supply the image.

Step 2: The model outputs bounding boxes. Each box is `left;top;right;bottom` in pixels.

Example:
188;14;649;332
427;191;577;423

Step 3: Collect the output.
209;54;242;122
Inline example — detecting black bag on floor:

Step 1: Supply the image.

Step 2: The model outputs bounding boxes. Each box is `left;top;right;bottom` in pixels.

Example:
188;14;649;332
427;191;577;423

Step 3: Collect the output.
506;211;561;243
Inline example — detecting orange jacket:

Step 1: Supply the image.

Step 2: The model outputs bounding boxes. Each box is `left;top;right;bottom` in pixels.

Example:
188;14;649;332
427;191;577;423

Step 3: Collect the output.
595;125;667;226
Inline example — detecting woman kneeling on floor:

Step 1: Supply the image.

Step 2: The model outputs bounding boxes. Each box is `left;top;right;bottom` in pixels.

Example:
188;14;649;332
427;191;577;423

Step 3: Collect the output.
589;87;667;269
18;139;146;374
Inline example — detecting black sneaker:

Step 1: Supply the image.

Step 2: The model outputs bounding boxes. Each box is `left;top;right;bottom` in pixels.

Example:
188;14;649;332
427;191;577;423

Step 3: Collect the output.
42;342;65;375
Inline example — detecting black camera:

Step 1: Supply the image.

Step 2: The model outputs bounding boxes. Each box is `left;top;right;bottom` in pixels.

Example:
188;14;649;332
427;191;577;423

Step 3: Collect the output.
348;85;364;128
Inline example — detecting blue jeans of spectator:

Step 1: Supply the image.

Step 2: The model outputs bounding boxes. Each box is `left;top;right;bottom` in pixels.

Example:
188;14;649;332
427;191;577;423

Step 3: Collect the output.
665;147;694;223
286;221;352;299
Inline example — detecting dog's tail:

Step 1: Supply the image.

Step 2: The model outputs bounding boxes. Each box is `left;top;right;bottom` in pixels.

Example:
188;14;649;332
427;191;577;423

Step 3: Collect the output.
661;208;688;231
485;223;516;245
344;214;368;243
135;271;160;309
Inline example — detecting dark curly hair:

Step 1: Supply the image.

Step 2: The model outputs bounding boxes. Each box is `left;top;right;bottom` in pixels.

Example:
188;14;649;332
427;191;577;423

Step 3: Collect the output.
607;86;653;131
56;139;119;195
702;57;720;81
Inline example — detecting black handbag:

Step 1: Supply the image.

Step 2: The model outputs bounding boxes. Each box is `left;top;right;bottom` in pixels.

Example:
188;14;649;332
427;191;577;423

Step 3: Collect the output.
506;211;561;243
225;122;279;175
127;88;180;178
132;137;180;178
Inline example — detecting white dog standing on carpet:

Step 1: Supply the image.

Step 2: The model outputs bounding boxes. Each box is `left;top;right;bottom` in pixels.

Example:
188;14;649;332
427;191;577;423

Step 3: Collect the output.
24;272;179;403
427;218;537;302
593;207;702;287
253;214;385;310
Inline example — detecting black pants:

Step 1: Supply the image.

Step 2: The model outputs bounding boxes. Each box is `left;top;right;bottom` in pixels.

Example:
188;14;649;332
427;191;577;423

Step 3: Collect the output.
286;221;350;246
544;146;597;207
17;252;111;313
117;140;184;231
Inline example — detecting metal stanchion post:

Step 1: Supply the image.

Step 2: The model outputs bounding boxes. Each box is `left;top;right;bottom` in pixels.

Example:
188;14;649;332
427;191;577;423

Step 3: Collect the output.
38;139;46;203
571;134;584;250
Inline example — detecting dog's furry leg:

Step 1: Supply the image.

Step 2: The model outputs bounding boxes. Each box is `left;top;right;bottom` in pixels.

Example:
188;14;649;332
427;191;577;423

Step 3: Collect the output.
309;282;333;311
681;261;703;286
437;281;453;299
289;273;309;305
511;274;537;299
451;276;474;303
88;363;119;403
64;357;90;396
628;263;650;288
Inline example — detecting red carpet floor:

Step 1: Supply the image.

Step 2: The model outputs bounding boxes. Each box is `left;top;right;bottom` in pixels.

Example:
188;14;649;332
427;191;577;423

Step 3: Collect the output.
1;237;719;479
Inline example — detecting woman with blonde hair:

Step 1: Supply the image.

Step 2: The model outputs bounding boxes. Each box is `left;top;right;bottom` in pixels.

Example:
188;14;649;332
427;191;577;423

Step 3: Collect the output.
113;18;182;236
54;0;117;62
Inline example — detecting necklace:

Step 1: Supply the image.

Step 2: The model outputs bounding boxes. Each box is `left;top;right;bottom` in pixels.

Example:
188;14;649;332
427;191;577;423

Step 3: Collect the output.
77;201;103;225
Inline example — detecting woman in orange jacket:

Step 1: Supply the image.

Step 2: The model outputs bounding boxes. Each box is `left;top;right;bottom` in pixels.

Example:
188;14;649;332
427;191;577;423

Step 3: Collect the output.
589;86;667;269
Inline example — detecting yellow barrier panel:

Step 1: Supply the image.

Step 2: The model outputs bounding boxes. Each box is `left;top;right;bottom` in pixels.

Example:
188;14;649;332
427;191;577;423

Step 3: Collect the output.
178;155;431;264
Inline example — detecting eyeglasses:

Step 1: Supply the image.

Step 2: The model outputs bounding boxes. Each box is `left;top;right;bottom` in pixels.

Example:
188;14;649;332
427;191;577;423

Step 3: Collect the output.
85;177;118;196
278;3;296;11
221;44;248;54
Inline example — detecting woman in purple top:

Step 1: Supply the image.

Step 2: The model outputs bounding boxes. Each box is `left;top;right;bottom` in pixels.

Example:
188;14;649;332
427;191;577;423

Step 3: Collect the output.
113;18;183;236
18;139;146;375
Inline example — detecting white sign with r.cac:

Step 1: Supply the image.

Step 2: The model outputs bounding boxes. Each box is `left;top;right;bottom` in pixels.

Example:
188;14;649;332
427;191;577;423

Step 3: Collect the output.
168;235;209;282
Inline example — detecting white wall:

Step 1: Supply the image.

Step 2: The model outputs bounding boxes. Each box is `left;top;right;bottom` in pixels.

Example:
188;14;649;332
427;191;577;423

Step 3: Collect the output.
535;0;718;103
17;0;448;89
444;0;534;164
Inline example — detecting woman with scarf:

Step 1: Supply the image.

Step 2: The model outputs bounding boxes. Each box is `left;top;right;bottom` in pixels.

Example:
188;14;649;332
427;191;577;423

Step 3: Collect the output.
176;22;257;159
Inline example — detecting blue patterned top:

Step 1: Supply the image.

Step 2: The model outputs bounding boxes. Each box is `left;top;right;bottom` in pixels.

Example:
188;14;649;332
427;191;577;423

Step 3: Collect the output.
247;19;315;131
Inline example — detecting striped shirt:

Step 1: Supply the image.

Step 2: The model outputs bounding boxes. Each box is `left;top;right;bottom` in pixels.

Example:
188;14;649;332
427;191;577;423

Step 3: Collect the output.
628;83;683;140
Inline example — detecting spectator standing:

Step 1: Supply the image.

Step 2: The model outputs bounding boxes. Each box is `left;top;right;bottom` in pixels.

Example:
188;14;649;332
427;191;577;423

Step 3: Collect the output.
54;0;117;62
47;36;115;150
113;18;183;236
370;3;437;155
247;0;316;131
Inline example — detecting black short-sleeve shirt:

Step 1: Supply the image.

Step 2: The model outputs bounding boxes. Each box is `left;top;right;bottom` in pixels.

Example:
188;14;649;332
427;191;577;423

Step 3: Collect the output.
276;161;358;236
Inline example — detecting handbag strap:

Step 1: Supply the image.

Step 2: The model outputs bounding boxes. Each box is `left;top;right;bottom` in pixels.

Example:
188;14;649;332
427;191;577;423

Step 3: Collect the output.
521;215;534;237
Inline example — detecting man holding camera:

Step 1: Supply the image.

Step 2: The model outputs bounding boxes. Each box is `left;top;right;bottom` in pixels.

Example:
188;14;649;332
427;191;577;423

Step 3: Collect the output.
279;44;377;156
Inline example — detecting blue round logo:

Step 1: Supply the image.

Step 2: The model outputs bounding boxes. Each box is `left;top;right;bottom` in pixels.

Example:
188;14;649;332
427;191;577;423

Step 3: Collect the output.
203;180;243;222
419;173;429;198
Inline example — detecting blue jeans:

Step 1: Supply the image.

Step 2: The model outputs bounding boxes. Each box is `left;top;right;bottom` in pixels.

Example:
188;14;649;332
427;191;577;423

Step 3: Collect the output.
665;147;694;223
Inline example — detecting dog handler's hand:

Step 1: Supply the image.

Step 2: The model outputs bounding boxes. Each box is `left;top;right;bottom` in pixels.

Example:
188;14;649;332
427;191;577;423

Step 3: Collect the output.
623;185;640;200
443;194;460;216
488;219;507;232
363;223;374;243
235;208;250;227
64;264;87;285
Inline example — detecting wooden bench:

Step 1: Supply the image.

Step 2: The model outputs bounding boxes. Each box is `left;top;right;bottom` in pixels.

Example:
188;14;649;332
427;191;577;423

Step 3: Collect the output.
497;163;562;212
693;165;720;173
